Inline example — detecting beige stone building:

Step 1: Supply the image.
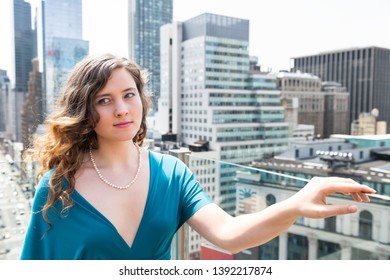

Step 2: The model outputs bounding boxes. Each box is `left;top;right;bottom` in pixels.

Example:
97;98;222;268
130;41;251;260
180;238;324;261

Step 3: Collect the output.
351;109;387;135
278;72;349;138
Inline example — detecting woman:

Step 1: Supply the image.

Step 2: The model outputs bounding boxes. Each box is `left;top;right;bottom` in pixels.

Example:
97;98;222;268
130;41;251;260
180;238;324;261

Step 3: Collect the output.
20;53;376;260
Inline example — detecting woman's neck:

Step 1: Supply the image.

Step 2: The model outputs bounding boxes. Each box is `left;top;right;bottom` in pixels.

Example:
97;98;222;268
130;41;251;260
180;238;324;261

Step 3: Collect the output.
92;140;139;167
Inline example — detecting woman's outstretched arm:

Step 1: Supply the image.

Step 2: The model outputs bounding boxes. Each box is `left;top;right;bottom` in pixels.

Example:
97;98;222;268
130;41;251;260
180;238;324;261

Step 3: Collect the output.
187;176;376;254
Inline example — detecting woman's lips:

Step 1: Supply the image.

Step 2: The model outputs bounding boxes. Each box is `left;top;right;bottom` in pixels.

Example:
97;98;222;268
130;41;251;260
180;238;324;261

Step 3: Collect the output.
114;121;132;128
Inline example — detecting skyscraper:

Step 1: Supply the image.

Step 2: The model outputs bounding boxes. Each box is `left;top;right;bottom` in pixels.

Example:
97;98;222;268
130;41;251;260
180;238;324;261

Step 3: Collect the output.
292;47;390;132
158;13;289;258
14;0;37;92
128;0;173;110
159;13;289;212
39;0;88;114
0;0;37;142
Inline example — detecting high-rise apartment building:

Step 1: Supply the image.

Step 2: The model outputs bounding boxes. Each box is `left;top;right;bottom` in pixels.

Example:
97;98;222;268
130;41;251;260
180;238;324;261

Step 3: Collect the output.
128;0;173;110
158;13;289;259
39;0;88;114
159;12;289;212
292;47;390;132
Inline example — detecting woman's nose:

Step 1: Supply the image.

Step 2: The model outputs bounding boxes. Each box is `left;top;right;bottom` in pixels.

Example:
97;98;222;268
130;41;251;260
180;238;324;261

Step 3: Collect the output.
114;101;129;117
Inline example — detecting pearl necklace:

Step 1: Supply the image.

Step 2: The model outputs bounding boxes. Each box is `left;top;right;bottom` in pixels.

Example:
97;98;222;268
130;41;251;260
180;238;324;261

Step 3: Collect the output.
89;144;142;190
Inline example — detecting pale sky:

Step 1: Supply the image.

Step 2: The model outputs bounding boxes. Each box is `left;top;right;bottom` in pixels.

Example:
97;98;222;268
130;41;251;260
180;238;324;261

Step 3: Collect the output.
2;0;390;74
171;0;390;71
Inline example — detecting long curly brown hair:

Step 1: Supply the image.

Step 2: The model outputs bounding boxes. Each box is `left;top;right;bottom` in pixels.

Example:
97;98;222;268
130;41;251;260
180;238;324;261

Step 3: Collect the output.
25;53;152;225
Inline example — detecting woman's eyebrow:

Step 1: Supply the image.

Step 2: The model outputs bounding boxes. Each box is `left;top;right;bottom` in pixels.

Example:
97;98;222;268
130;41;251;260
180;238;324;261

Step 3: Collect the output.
122;87;138;92
95;92;110;99
95;87;138;98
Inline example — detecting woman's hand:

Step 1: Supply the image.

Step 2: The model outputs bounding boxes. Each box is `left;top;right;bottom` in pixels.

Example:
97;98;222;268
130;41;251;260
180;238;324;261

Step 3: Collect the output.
288;176;376;219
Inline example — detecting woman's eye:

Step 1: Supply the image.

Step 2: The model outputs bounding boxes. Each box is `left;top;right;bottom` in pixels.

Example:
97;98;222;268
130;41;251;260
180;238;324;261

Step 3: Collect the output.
124;92;135;98
97;98;110;105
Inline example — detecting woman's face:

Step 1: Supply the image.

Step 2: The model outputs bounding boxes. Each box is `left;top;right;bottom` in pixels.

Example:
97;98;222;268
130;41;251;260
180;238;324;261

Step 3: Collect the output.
92;67;143;144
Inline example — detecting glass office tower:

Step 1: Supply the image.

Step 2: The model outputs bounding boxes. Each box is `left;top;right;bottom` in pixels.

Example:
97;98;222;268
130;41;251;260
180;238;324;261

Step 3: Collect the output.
40;0;88;114
128;0;173;110
14;0;36;92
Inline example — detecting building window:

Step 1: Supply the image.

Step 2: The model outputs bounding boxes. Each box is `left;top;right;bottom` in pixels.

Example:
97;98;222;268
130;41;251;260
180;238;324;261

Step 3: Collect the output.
266;194;276;206
287;233;308;260
324;216;336;232
358;210;373;240
318;240;341;260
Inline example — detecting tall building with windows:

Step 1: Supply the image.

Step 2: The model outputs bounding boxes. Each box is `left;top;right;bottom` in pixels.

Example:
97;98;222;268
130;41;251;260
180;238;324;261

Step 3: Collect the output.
277;72;350;138
0;70;11;135
158;13;289;259
159;12;289;213
0;0;35;91
39;0;88;114
13;0;38;142
0;0;37;142
128;0;173;110
14;0;37;92
292;47;390;132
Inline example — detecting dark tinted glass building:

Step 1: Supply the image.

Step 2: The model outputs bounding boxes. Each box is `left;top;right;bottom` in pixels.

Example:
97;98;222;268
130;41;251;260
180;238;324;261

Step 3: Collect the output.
14;0;36;92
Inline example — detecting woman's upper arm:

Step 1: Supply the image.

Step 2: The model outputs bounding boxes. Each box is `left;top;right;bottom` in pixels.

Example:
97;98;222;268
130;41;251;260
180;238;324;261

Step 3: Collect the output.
187;203;233;248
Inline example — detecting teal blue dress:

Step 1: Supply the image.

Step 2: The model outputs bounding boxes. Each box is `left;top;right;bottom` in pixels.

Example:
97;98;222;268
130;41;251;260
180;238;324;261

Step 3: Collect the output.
20;151;212;260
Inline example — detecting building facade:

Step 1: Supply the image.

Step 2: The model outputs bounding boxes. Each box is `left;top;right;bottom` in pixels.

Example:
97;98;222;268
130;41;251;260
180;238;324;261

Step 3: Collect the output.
233;135;390;259
39;0;88;114
128;0;173;110
278;71;350;138
292;47;390;132
0;0;37;143
14;0;37;93
351;109;387;136
0;71;11;138
21;58;43;152
159;13;289;213
0;70;19;142
158;13;289;259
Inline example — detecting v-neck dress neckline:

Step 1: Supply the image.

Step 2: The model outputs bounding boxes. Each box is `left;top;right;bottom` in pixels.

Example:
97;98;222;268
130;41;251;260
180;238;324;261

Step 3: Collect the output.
20;151;213;260
71;150;153;252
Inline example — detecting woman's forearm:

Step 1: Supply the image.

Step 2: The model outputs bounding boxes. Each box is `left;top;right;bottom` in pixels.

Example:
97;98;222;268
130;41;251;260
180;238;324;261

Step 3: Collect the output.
216;198;299;253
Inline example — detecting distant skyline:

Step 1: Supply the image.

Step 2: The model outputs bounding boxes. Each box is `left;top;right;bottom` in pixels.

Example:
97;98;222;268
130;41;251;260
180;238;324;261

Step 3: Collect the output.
2;0;390;74
84;0;390;72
